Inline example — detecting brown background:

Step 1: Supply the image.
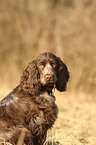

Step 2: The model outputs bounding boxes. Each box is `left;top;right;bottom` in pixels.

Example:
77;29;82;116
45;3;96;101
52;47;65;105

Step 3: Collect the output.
0;0;96;98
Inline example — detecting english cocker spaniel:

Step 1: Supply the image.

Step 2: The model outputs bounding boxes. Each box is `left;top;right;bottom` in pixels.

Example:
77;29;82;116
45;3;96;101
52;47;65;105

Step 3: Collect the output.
0;52;69;145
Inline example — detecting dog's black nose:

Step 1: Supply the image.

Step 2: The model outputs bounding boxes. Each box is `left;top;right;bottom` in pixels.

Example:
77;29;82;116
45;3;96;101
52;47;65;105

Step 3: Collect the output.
46;75;53;81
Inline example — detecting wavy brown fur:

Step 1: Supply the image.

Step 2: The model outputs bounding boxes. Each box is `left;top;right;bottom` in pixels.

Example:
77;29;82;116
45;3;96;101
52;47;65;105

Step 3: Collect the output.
0;52;69;145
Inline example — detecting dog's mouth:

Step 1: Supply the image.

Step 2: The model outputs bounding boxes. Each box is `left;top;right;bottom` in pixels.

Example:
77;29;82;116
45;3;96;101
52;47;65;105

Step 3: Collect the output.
43;82;55;89
42;82;55;92
45;81;55;86
44;78;57;86
45;84;56;94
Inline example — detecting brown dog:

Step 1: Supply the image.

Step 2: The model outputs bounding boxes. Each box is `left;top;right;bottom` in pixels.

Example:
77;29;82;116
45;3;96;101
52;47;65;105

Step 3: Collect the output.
0;52;69;145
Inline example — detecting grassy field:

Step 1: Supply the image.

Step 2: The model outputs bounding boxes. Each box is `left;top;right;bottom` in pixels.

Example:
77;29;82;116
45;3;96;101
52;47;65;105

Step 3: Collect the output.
0;90;96;145
45;91;96;145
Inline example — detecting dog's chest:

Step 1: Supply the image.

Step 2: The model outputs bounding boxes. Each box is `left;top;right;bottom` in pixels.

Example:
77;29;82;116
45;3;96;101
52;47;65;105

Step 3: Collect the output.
34;92;58;128
27;92;58;130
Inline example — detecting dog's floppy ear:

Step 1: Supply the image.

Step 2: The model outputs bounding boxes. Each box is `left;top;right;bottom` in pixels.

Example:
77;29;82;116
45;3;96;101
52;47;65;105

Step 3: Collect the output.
56;57;69;92
20;60;41;95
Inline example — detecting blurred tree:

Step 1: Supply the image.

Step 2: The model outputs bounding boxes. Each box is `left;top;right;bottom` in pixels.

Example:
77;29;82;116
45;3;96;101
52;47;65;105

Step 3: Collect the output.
0;0;96;96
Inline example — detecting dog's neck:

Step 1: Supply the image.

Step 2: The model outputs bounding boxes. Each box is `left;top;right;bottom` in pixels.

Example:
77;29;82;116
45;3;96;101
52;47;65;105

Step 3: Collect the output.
15;84;55;97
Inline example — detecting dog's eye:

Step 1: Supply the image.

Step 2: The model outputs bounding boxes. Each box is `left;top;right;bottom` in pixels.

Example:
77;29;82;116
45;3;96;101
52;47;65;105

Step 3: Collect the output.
50;62;56;68
49;62;56;69
52;64;57;69
39;63;44;70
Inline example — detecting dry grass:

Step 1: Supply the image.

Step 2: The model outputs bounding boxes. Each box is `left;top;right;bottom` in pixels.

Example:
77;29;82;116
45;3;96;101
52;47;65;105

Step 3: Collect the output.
45;91;96;145
0;90;96;145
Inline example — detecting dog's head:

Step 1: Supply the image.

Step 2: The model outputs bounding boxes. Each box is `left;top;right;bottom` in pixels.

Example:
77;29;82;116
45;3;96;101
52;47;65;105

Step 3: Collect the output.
20;52;69;95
